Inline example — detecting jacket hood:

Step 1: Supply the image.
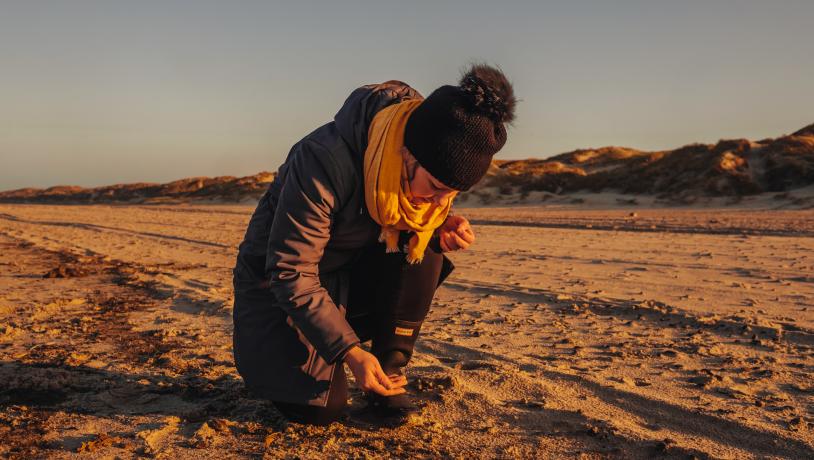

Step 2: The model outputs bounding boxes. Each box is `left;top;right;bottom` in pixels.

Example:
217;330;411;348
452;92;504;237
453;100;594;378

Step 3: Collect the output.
333;80;422;158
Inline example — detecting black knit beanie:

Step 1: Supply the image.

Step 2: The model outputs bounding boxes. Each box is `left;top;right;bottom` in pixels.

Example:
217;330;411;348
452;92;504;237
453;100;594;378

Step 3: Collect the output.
404;64;517;191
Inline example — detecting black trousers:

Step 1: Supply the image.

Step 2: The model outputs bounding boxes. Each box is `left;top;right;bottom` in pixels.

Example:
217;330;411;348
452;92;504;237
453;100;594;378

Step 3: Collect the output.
272;233;453;425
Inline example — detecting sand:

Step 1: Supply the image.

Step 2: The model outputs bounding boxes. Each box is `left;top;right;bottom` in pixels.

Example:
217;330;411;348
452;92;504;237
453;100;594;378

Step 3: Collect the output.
0;202;812;459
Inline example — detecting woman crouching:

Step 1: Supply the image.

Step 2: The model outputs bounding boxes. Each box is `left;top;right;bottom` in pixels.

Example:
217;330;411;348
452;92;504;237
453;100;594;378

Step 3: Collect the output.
232;63;516;426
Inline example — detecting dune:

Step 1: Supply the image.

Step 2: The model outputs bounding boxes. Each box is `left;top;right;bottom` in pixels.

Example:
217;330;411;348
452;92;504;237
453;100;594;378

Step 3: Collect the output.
2;123;813;207
478;122;814;199
0;172;276;205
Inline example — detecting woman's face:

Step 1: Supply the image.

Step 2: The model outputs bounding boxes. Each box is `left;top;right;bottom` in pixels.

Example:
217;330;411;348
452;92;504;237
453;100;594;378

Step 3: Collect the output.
401;147;458;207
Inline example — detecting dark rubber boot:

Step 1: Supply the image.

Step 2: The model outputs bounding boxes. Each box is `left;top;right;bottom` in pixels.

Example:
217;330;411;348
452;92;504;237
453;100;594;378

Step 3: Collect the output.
367;318;424;418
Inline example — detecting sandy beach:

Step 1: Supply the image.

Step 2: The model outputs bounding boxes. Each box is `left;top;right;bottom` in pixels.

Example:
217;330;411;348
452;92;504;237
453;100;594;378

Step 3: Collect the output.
1;203;812;459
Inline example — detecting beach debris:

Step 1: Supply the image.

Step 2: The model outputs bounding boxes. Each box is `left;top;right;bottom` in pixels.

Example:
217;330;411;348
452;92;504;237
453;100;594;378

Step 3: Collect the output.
609;376;636;387
137;416;181;453
716;384;753;399
191;421;218;447
412;375;458;393
43;264;88;278
787;417;808;432
76;433;122;453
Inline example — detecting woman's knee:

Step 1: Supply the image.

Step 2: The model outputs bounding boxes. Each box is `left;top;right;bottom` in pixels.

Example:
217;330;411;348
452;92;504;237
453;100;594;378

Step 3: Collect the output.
271;364;348;426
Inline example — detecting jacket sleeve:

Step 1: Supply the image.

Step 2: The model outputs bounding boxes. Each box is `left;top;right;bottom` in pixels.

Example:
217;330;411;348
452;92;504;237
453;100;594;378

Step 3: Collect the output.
265;139;360;365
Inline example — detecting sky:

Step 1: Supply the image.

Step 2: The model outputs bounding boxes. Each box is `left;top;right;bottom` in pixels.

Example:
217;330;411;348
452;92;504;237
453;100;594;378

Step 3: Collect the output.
1;0;813;190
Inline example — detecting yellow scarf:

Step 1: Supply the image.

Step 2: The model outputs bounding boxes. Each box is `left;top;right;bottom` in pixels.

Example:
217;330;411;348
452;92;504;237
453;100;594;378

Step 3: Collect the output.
364;99;452;264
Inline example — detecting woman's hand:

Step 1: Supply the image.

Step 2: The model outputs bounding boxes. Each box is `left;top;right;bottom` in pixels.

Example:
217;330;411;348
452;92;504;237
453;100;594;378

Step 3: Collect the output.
438;215;475;252
342;345;408;396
